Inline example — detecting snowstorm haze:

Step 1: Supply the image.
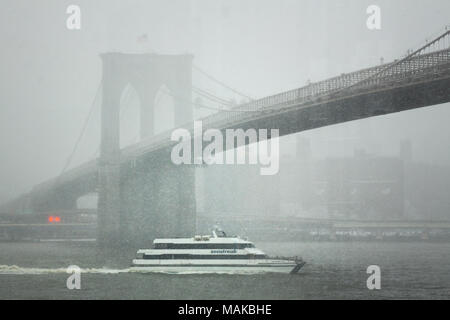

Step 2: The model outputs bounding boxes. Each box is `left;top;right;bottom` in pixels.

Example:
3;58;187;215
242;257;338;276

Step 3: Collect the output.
1;0;450;206
2;0;450;302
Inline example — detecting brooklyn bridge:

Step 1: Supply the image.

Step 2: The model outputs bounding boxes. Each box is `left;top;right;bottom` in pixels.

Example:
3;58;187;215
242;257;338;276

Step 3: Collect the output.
1;29;449;245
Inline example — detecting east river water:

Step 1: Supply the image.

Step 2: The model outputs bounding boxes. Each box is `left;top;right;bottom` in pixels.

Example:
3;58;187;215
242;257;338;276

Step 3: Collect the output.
0;241;449;299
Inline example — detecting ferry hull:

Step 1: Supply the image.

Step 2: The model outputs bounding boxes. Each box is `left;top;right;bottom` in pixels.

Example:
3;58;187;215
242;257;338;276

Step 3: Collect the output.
130;260;305;274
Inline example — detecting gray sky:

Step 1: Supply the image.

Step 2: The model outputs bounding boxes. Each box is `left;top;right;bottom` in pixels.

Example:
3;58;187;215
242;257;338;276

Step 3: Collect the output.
0;0;449;203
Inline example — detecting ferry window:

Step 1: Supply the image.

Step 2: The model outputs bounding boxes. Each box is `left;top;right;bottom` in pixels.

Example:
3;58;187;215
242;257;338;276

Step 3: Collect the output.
235;243;255;249
216;230;227;237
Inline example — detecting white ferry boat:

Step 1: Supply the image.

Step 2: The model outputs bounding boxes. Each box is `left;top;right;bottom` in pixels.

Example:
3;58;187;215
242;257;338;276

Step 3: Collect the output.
131;228;305;274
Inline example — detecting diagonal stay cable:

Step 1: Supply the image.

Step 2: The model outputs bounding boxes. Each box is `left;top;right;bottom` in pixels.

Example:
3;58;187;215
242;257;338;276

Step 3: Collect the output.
59;81;103;177
192;64;255;101
161;88;269;113
192;86;234;106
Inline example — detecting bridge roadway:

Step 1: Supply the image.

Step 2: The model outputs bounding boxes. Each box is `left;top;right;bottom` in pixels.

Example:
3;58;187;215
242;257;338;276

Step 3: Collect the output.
2;210;450;242
198;213;450;230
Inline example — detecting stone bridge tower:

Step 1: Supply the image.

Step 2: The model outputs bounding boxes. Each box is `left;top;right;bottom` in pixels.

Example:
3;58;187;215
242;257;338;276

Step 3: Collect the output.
98;53;195;246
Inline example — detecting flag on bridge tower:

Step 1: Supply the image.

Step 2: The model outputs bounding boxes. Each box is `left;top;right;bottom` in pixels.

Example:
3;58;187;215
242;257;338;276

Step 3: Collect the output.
137;33;148;44
136;33;151;53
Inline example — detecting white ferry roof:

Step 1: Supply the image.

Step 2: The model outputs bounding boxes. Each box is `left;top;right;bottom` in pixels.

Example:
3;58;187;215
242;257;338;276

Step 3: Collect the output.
137;248;265;255
153;237;253;244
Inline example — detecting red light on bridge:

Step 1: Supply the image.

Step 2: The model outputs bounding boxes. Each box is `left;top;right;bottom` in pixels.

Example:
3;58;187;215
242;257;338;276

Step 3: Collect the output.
48;216;61;223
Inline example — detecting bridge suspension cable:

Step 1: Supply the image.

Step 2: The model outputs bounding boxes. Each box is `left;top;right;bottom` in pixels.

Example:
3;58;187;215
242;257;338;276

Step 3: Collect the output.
78;27;450;161
159;87;265;113
402;25;450;57
343;28;450;92
403;27;450;58
160;87;230;111
59;81;103;176
192;86;234;106
192;64;255;101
